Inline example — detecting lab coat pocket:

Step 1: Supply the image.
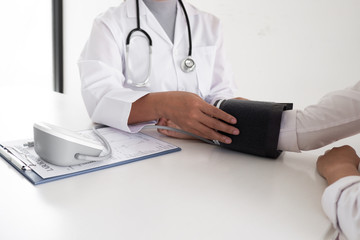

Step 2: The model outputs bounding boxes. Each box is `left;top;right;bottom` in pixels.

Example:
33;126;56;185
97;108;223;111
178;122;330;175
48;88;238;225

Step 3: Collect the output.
193;46;216;98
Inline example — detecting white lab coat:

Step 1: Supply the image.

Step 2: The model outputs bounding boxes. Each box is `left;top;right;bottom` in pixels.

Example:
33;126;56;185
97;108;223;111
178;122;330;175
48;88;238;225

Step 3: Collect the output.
79;0;236;132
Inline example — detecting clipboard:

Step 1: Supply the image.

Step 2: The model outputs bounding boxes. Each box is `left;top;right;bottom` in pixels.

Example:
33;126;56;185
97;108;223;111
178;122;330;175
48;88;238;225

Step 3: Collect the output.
0;127;181;185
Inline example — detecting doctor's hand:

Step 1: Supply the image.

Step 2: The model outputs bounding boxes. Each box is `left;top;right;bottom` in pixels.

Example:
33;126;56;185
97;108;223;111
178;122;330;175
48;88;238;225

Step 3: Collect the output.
317;145;360;185
130;91;240;144
156;92;240;144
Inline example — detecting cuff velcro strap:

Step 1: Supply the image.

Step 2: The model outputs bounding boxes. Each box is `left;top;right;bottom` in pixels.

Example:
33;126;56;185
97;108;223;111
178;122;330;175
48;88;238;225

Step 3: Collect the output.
217;99;293;159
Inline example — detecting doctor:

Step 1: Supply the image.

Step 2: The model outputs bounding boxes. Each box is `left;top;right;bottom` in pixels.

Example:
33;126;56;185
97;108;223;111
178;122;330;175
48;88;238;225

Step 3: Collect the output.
79;0;240;145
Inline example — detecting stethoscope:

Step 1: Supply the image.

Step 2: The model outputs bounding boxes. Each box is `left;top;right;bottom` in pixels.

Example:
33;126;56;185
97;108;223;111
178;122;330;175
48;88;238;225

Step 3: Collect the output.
125;0;195;87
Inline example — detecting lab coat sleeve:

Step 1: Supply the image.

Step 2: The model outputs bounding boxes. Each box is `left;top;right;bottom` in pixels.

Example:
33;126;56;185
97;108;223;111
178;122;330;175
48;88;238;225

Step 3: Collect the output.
278;81;360;152
321;175;360;240
205;22;237;105
78;17;152;133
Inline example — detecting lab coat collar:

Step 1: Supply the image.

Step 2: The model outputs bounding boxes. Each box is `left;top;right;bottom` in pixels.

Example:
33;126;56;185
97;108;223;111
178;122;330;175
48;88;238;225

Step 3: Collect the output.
126;0;197;18
126;0;147;18
126;0;197;46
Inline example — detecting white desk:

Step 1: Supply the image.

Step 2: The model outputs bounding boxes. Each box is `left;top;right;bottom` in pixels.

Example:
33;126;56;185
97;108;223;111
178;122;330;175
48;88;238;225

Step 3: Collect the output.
0;86;336;240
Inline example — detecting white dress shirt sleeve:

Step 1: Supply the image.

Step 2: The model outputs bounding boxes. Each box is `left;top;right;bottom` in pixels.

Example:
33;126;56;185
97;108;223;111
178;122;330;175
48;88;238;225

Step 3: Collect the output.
278;81;360;152
321;175;360;240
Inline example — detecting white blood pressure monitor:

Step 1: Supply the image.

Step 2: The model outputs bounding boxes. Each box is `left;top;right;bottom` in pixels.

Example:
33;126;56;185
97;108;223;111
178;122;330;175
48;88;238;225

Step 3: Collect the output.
33;122;104;166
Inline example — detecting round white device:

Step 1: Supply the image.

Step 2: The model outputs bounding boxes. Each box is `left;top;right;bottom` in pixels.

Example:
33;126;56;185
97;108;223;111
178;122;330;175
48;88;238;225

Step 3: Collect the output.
33;122;104;166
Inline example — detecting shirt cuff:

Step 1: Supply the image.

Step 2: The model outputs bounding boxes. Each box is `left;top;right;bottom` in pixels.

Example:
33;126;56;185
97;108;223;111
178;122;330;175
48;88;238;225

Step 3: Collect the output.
321;176;360;229
277;109;300;152
128;120;157;133
92;90;150;132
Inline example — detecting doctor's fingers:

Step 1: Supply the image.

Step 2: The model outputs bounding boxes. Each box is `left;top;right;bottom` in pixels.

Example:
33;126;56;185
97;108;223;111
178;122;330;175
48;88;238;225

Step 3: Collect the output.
203;104;238;125
182;113;240;144
200;114;240;137
183;122;234;144
156;118;196;139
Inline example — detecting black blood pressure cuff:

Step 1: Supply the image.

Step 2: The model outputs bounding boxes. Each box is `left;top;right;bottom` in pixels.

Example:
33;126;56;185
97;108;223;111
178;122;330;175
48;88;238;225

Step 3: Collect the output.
215;99;293;159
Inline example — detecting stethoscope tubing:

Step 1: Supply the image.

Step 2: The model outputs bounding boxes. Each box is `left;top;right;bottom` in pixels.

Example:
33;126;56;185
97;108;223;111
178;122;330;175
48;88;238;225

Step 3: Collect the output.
126;0;192;56
178;0;192;56
126;0;153;46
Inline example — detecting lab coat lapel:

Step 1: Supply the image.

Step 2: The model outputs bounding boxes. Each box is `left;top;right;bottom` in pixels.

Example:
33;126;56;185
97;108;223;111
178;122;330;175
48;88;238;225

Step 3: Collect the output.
145;9;172;45
126;0;171;44
126;0;145;19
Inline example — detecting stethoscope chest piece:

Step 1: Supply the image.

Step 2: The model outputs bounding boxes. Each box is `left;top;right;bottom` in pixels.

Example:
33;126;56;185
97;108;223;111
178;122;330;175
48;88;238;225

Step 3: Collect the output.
181;56;196;73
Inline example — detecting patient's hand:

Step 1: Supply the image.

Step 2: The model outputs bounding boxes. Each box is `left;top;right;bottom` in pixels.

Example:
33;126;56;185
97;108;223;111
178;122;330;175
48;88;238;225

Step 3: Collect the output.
317;145;360;185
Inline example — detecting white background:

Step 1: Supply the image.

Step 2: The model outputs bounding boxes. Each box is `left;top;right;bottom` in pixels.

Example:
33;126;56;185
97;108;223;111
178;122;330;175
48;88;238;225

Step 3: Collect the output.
0;0;52;89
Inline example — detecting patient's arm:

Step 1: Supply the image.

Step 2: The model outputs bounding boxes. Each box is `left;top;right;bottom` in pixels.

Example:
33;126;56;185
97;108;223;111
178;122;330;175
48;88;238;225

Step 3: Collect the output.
278;81;360;152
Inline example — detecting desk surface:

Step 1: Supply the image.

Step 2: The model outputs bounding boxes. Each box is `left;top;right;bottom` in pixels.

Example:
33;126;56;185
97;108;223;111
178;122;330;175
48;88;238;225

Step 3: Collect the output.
0;86;339;240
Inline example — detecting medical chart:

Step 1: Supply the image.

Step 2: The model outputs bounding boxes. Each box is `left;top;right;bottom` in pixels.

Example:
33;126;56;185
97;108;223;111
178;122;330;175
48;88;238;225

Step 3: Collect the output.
3;127;180;179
